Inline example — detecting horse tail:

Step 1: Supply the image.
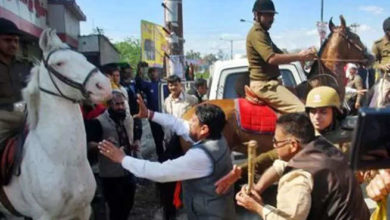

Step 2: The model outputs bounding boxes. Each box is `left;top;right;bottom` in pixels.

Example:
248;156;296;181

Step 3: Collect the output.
22;63;41;130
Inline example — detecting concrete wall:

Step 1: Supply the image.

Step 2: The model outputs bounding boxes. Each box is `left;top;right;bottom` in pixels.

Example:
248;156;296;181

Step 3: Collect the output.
47;4;65;33
64;7;80;39
78;35;119;66
78;35;99;52
99;36;119;65
0;0;48;37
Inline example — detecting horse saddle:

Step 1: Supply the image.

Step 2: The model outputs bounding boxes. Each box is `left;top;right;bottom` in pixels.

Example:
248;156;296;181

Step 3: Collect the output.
235;97;277;134
244;85;265;105
0;127;27;186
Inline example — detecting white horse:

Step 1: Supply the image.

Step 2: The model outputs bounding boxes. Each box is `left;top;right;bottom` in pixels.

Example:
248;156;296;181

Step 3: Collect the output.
0;29;112;219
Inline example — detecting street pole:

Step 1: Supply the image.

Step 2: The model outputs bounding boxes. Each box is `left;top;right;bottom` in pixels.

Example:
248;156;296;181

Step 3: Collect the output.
230;40;233;60
220;38;235;60
321;0;324;22
162;0;185;78
318;0;326;45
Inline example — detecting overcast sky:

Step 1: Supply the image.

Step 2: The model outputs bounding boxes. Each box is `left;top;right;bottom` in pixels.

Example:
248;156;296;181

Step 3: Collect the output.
78;0;390;56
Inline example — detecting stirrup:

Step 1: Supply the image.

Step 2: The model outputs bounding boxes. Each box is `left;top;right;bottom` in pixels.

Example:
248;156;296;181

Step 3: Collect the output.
244;86;265;105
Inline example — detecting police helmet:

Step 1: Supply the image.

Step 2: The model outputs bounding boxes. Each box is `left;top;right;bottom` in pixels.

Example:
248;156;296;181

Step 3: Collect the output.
383;17;390;32
305;86;341;111
252;0;278;14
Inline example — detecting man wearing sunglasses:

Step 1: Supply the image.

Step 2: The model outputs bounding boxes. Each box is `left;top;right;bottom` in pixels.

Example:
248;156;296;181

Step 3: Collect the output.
236;113;369;220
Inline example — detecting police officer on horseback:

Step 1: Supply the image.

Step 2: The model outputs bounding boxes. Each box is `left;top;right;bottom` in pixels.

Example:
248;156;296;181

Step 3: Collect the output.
372;17;390;76
366;17;390;108
247;0;316;113
0;18;31;145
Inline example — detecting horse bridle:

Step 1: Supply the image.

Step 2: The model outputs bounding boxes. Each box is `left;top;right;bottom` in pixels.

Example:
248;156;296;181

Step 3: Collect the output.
316;29;368;76
335;29;365;53
39;48;98;103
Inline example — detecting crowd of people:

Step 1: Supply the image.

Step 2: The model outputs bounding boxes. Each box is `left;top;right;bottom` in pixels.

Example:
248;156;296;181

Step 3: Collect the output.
83;62;209;220
2;0;390;219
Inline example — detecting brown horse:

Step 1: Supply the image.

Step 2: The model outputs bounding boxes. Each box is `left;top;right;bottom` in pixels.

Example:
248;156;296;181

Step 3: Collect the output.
298;15;373;102
180;16;371;171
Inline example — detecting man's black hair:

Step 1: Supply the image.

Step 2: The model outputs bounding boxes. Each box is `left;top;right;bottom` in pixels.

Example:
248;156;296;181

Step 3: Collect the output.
194;78;207;88
100;63;119;76
148;67;157;75
276;113;315;145
136;61;148;73
119;62;131;70
167;75;181;84
195;104;226;140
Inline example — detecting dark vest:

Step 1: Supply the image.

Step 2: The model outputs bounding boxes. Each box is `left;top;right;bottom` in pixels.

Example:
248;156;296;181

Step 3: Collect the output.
97;111;133;177
286;137;370;220
182;137;236;220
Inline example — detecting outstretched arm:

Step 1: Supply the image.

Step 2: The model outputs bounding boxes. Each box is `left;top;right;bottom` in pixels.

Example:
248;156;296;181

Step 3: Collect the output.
135;94;192;142
98;140;212;182
254;166;280;194
268;48;316;65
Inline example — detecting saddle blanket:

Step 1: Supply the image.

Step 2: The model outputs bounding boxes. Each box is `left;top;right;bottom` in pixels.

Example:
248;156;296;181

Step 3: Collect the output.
235;98;277;134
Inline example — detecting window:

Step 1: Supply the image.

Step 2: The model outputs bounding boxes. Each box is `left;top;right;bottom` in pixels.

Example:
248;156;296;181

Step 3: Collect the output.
280;69;296;87
222;69;296;99
223;72;249;99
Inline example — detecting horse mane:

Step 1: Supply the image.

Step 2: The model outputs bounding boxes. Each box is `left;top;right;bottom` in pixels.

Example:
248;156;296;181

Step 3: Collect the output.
22;62;41;130
307;30;336;78
23;29;71;130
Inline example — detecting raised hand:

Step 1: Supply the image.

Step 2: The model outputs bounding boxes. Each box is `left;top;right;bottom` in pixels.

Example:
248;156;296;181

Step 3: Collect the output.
134;94;149;119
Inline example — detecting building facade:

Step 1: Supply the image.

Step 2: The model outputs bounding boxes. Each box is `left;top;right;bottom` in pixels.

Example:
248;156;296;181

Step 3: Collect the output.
0;0;86;60
78;34;120;67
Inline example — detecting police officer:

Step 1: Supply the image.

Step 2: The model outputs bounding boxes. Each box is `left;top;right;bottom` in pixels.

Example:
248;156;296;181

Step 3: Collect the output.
215;86;353;195
247;0;316;114
305;86;352;152
372;17;390;76
0;18;31;144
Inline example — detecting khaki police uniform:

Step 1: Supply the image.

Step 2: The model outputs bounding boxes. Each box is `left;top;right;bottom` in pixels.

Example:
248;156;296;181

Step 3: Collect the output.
246;22;304;113
372;37;390;80
0;58;30;144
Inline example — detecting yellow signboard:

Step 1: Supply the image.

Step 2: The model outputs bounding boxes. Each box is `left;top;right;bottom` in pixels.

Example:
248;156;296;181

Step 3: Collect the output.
141;20;168;67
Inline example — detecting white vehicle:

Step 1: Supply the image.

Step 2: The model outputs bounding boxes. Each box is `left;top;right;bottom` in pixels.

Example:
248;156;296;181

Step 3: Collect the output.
206;57;307;165
208;58;307;100
158;58;307;111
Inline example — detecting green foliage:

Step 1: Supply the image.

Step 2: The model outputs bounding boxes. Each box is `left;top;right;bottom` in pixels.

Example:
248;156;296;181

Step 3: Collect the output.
202;53;218;65
195;71;210;79
185;50;201;60
114;38;141;69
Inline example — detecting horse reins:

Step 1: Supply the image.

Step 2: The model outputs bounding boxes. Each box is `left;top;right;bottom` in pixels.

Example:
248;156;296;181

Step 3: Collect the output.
39;48;98;103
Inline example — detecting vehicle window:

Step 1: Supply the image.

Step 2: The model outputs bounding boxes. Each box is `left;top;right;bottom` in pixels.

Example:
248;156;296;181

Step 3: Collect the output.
222;69;296;99
280;69;296;87
223;72;248;99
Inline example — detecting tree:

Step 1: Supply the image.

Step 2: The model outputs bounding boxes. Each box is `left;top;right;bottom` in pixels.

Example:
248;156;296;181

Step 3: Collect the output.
185;50;201;61
114;38;141;69
202;53;218;66
217;49;228;60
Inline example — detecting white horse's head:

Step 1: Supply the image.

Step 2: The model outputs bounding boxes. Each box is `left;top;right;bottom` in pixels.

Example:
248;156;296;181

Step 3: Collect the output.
38;29;111;103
